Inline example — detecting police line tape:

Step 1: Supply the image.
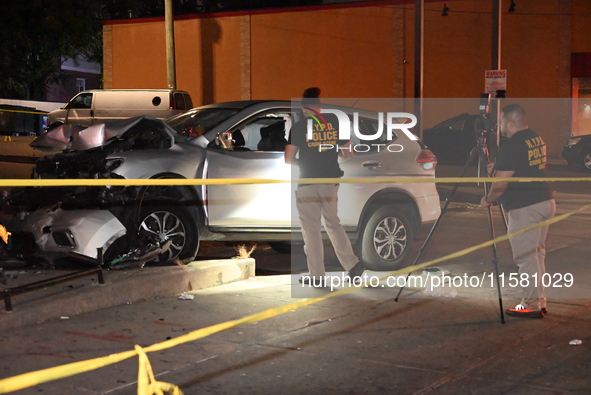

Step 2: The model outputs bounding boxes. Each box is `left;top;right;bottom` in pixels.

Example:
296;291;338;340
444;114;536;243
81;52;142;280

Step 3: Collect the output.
0;202;589;394
0;176;589;188
0;108;48;115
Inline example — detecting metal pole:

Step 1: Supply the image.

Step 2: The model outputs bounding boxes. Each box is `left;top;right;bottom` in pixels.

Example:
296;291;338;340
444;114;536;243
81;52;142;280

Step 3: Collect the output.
492;0;501;148
492;0;505;323
492;0;501;70
165;0;177;90
414;0;424;139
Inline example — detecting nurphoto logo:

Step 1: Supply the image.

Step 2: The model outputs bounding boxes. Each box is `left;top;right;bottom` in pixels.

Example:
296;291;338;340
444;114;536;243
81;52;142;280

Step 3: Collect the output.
306;109;417;153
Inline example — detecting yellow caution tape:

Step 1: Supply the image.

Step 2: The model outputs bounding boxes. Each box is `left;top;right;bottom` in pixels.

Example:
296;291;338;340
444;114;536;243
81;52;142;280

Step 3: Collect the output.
0;176;588;188
135;346;183;395
373;203;591;280
0;225;11;244
0;108;48;115
0;203;589;394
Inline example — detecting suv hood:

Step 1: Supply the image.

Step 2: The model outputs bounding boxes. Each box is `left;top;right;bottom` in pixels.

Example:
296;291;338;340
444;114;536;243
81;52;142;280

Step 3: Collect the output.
32;115;176;151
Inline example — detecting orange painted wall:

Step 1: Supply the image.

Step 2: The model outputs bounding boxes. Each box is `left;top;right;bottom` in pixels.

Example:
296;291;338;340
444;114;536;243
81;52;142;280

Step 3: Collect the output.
111;22;168;89
105;0;591;156
403;0;566;99
400;0;575;155
572;1;591;52
107;1;581;101
174;16;243;104
110;17;243;104
107;5;402;105
501;1;562;98
250;6;398;100
404;2;492;99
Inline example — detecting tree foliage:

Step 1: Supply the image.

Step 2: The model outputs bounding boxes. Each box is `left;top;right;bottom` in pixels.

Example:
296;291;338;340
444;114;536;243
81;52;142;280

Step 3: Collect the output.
0;0;321;100
0;0;160;100
0;0;106;99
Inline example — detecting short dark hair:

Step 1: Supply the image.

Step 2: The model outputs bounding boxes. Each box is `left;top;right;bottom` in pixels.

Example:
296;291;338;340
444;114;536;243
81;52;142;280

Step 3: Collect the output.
302;87;321;106
502;103;525;117
502;104;527;127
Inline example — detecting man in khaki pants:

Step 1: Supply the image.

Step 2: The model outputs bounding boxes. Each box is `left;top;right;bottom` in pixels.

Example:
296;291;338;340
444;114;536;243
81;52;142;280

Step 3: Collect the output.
285;87;365;287
481;104;555;318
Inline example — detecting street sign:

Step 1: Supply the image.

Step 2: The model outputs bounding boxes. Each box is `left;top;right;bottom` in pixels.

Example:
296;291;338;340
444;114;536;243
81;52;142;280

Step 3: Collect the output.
485;69;507;97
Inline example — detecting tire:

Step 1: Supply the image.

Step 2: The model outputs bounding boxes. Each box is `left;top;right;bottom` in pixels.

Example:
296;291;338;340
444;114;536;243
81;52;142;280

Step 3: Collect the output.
582;151;591;172
359;206;414;271
268;241;291;254
136;200;199;263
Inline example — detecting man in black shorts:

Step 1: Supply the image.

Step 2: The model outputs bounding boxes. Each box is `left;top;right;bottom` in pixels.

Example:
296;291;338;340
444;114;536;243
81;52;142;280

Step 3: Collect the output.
481;104;555;318
285;87;365;286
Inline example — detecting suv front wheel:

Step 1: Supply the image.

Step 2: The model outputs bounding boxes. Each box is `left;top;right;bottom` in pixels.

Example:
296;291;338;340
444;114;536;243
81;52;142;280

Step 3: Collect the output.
136;200;199;263
359;206;413;271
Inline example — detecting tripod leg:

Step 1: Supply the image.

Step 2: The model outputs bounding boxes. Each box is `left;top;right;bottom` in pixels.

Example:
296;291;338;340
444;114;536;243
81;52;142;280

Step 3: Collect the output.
499;204;508;230
480;156;505;324
486;203;505;324
394;146;481;302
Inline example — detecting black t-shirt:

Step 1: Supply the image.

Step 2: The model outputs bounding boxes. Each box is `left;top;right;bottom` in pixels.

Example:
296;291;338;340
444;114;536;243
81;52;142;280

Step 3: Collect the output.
288;112;349;179
494;128;553;211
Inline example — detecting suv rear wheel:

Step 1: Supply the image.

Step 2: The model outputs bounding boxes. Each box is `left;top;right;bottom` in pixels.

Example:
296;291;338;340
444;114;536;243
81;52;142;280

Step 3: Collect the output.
359;206;413;271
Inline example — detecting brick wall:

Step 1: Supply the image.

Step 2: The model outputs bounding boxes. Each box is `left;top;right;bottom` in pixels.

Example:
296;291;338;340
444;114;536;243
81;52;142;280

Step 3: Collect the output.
102;0;591;157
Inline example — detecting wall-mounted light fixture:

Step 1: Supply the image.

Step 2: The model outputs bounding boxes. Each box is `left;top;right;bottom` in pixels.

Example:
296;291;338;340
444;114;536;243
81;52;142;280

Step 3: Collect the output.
508;1;516;13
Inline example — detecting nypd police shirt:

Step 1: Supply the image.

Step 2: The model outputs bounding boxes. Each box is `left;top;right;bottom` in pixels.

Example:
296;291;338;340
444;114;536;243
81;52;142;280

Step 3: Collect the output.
288;112;349;179
494;128;553;211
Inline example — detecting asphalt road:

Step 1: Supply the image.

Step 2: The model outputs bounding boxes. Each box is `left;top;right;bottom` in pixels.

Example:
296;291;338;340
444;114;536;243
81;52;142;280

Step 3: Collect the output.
0;190;589;394
0;162;589;394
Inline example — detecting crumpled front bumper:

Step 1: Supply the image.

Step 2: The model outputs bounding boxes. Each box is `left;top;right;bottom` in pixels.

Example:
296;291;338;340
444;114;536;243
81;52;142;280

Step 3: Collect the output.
21;208;127;260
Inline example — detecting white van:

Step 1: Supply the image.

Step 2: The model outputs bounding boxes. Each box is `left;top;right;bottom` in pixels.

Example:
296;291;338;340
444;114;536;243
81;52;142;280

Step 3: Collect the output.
47;89;193;127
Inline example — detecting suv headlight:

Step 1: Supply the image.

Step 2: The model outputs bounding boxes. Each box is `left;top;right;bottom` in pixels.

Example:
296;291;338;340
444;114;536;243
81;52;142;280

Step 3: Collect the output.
566;137;581;147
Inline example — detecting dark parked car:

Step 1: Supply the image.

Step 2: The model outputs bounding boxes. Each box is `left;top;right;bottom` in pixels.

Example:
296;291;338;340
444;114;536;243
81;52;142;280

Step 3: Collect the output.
562;134;591;171
422;113;497;166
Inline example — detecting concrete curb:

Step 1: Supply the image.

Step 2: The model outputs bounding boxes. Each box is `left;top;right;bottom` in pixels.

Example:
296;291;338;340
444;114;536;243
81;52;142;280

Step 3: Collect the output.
0;258;255;331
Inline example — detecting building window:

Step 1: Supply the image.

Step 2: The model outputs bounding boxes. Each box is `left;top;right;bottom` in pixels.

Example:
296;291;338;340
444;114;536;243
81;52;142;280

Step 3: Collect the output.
76;78;86;92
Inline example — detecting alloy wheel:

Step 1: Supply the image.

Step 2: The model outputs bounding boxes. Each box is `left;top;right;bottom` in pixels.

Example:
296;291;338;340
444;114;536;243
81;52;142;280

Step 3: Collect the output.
139;210;187;262
372;217;408;261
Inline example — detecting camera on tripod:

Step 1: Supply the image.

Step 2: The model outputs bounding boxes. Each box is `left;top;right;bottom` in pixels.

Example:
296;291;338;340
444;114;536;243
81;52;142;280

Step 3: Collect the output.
475;93;495;144
479;92;491;115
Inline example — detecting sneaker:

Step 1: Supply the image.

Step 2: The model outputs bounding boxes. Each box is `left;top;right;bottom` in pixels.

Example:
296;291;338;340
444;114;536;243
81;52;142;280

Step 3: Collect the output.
347;261;366;281
298;275;326;287
505;304;544;319
541;307;548;315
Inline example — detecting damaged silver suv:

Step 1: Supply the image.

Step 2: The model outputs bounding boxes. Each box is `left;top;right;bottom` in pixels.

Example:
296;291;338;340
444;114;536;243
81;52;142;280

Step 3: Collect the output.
5;101;440;270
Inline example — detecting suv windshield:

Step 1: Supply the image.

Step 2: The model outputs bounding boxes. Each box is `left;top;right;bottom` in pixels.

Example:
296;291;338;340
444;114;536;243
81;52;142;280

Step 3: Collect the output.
166;109;239;140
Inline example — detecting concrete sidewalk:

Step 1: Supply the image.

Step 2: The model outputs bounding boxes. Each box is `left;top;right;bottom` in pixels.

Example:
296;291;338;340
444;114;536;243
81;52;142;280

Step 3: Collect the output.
2;198;591;394
0;274;589;394
0;188;589;393
0;258;255;332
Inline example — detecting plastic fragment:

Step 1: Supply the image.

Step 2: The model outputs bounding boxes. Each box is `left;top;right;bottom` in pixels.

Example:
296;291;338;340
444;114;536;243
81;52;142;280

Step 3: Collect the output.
423;285;458;298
